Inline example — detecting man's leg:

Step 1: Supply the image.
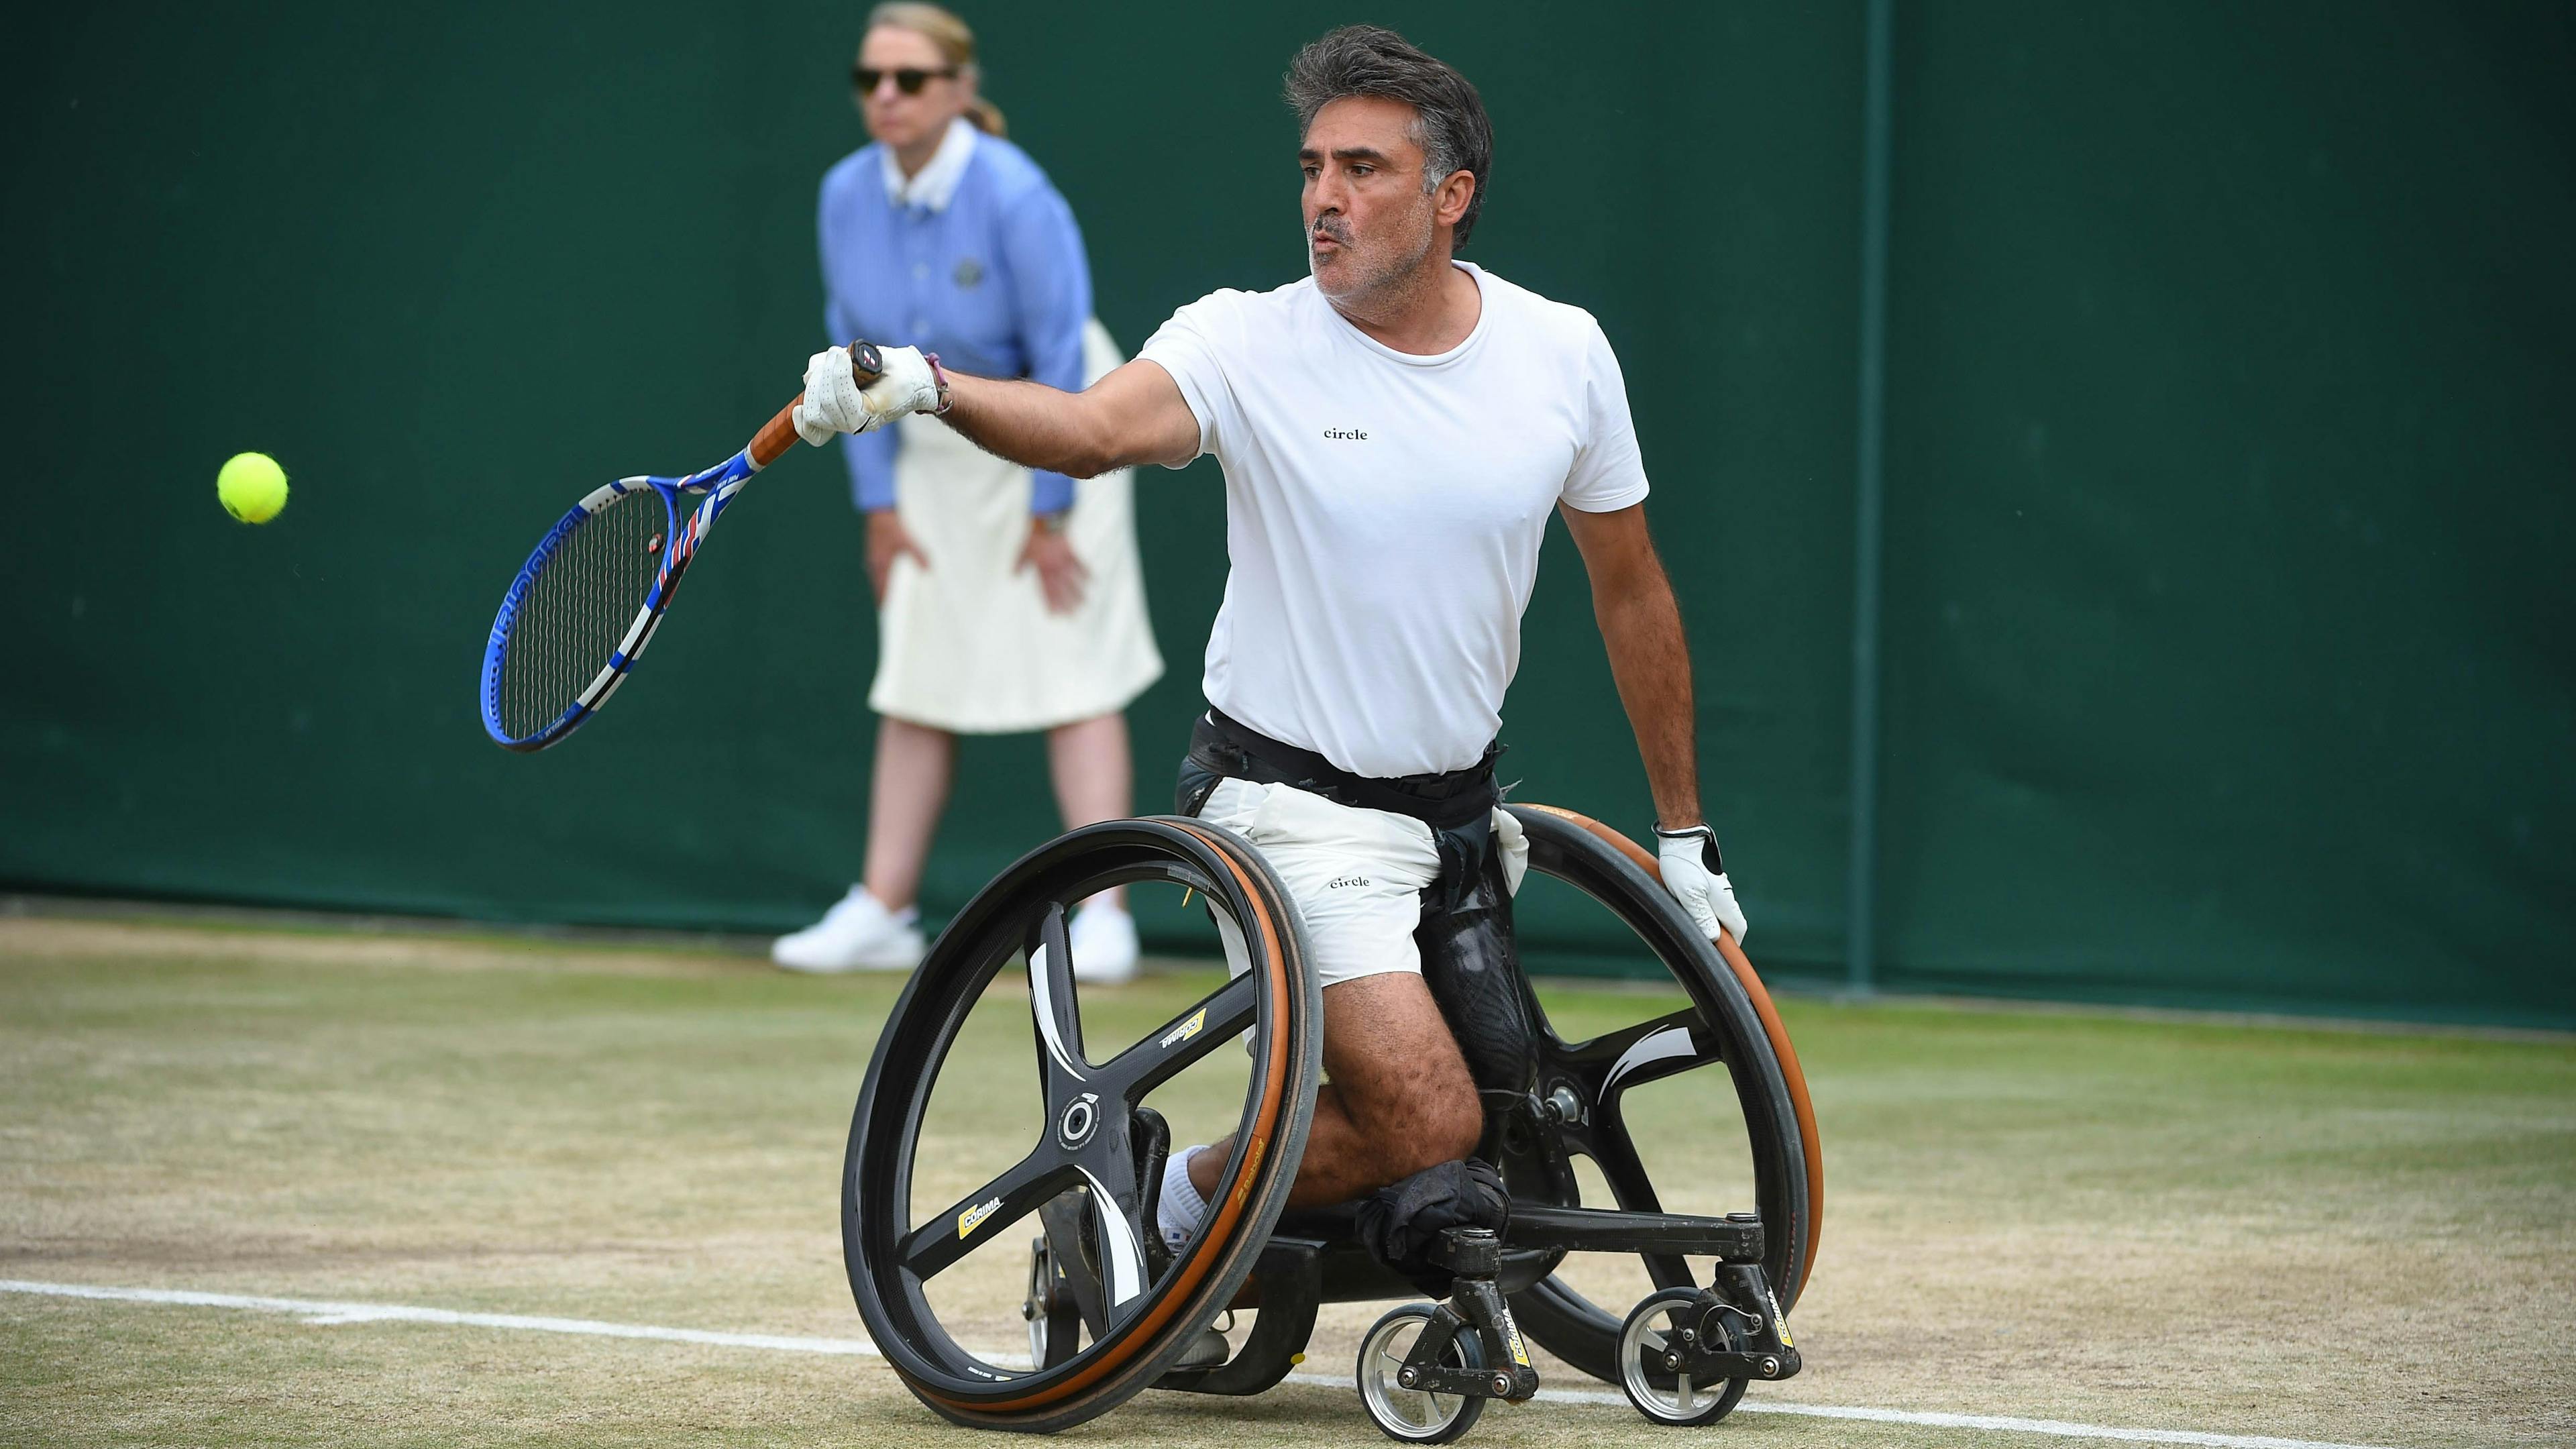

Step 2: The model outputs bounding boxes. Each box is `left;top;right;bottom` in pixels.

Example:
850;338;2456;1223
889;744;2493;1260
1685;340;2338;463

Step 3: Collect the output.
1185;971;1483;1210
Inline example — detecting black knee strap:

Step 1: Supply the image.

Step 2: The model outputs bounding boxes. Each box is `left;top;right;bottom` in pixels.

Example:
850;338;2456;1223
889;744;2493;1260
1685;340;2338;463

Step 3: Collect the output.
1356;1158;1510;1298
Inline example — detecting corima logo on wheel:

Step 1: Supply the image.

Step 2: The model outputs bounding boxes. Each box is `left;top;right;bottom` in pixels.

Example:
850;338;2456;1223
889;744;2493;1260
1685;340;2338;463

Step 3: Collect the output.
1159;1008;1208;1050
957;1196;1002;1239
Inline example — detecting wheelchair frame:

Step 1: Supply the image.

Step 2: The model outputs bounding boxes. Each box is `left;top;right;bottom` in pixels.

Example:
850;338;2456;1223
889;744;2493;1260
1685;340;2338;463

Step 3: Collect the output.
843;804;1823;1438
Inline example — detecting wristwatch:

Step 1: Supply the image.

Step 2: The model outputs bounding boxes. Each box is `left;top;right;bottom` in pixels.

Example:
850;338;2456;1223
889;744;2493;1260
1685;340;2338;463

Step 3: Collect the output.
1032;511;1068;536
921;351;955;416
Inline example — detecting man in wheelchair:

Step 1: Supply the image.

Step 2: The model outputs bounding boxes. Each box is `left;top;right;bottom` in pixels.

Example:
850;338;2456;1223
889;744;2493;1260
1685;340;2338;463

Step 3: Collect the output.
805;24;1799;1440
804;15;1745;1229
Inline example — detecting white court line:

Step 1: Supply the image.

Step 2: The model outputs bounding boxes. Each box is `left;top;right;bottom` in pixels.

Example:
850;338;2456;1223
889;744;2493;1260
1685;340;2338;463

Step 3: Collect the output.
2;1279;2400;1449
1;1279;876;1356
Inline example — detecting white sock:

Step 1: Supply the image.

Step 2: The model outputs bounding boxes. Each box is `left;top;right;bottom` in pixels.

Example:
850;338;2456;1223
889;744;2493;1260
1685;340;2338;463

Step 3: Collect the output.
1157;1145;1210;1250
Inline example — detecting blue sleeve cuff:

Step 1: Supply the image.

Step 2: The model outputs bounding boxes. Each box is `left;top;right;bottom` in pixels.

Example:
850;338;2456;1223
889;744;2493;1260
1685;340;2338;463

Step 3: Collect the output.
1030;471;1075;515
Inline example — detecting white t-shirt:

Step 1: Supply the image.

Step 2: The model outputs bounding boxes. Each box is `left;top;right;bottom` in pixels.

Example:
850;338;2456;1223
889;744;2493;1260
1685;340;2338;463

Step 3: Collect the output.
1138;262;1650;777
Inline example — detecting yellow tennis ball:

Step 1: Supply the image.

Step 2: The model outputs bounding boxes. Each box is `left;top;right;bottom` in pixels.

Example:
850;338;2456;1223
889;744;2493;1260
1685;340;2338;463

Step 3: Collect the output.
217;452;289;524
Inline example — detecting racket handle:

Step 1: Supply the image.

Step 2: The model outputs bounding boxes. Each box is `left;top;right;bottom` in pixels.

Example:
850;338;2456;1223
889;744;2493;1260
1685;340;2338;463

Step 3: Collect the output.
747;340;890;468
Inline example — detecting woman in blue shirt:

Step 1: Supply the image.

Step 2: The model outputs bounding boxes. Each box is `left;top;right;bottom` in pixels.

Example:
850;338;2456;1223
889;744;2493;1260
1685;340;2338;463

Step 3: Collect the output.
773;3;1163;981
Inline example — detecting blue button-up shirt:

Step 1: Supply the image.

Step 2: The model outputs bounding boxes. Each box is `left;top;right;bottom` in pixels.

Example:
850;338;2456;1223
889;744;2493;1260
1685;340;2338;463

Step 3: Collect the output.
817;119;1092;514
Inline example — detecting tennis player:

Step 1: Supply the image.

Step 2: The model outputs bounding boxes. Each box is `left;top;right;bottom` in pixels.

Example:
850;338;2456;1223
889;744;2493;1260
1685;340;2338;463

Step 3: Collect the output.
794;25;1746;1238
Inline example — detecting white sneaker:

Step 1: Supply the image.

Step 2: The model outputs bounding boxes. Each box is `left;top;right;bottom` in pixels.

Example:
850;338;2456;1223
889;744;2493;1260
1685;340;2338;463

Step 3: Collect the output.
771;886;924;973
1069;900;1140;985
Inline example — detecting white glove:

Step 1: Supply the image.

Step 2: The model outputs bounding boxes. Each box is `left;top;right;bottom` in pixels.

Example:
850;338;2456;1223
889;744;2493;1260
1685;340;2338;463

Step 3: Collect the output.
1491;807;1529;896
1655;824;1748;945
792;343;943;445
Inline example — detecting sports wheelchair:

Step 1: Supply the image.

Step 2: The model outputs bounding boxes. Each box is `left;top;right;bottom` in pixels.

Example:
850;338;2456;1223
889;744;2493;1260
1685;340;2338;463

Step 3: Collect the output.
843;805;1822;1440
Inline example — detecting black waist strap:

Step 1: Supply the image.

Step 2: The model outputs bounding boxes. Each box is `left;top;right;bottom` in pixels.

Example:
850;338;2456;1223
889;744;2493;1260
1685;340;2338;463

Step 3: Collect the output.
1190;709;1499;831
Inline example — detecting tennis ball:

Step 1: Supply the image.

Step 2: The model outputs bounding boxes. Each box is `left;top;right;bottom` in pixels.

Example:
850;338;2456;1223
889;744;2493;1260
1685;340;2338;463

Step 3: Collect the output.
217;451;289;524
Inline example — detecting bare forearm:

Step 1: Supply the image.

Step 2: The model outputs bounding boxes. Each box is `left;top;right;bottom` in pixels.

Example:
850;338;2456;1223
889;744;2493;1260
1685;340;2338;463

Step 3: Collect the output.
938;374;1122;478
1596;564;1703;826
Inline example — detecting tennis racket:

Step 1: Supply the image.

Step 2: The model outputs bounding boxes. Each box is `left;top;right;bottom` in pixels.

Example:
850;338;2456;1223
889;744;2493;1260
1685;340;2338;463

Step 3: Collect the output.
479;341;883;751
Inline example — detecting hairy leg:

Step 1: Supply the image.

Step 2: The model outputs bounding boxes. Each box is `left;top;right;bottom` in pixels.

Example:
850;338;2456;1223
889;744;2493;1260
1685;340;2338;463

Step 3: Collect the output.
1189;971;1482;1210
1045;711;1132;910
860;716;956;913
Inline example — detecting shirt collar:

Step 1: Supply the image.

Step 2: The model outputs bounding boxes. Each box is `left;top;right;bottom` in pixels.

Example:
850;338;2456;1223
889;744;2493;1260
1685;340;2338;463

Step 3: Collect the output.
878;116;977;213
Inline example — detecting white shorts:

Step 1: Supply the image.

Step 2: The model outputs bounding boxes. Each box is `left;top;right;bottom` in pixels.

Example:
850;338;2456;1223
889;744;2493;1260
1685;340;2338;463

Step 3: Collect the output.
1192;777;1529;990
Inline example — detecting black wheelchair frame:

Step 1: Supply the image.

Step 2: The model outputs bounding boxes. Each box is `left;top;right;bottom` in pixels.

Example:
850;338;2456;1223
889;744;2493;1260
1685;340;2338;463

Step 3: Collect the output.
842;804;1823;1439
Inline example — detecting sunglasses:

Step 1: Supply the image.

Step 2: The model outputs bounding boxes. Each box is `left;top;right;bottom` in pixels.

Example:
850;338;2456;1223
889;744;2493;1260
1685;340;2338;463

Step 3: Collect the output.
852;65;959;96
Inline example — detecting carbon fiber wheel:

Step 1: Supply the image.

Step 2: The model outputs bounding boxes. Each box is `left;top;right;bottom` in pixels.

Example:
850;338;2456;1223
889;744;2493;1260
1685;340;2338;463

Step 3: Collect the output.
843;818;1321;1434
1499;805;1820;1385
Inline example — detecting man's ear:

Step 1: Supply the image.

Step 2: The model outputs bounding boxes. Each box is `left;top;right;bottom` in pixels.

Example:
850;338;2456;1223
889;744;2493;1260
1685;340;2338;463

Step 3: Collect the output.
1434;170;1476;228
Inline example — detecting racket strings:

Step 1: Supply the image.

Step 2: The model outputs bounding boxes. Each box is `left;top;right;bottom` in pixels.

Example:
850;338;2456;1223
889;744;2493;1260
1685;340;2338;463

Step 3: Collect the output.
496;488;670;740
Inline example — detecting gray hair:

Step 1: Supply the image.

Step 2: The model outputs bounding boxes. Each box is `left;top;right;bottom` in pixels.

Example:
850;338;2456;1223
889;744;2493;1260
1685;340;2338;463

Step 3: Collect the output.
1283;25;1495;247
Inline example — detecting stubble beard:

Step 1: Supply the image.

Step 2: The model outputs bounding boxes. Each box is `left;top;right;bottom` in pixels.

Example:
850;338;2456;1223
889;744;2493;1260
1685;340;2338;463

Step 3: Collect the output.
1308;210;1438;313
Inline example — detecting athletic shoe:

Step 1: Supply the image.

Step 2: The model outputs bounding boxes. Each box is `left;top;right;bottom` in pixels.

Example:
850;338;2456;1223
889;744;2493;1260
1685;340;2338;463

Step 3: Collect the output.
1068;900;1141;985
771;886;924;973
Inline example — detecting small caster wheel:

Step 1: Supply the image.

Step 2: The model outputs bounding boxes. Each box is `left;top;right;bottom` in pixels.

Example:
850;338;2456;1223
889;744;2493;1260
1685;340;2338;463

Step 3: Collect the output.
1357;1303;1487;1444
1617;1289;1750;1426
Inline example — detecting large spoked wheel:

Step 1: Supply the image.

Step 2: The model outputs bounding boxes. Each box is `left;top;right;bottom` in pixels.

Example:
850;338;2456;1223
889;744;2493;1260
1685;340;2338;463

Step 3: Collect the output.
843;818;1322;1434
1501;806;1823;1385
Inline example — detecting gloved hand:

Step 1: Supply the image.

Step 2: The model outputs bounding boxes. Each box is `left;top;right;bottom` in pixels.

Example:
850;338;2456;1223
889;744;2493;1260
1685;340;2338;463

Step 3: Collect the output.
1654;823;1748;945
793;343;943;445
1491;807;1529;896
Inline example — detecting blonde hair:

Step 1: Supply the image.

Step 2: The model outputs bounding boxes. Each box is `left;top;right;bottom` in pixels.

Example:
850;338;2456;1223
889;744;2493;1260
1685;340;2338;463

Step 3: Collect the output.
865;2;1006;137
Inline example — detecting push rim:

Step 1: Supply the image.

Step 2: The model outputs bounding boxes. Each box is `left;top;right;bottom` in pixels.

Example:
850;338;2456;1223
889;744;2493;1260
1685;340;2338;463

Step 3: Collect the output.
842;818;1320;1429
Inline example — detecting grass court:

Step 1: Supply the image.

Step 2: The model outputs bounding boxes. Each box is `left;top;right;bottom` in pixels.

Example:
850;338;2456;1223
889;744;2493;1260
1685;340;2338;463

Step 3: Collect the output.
4;912;2570;1448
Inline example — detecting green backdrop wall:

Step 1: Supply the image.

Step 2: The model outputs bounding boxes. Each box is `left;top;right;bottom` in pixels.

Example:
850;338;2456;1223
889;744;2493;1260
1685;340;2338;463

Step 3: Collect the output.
4;3;2567;1027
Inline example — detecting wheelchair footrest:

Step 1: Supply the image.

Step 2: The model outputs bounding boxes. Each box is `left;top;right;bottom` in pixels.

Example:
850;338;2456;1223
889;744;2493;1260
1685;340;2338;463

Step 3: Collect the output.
1152;1238;1325;1397
1507;1203;1766;1259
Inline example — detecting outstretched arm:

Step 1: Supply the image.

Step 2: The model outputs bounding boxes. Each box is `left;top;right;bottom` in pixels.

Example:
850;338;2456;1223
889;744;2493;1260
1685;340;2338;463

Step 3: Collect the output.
794;341;1199;479
944;360;1201;478
1561;500;1751;943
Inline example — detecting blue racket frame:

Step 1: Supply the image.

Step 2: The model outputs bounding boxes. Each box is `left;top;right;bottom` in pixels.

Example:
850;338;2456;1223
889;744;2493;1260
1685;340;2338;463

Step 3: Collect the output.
478;339;881;753
478;449;759;752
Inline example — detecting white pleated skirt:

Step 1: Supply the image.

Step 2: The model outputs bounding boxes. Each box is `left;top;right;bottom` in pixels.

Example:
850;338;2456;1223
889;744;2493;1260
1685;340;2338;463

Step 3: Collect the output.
866;321;1165;735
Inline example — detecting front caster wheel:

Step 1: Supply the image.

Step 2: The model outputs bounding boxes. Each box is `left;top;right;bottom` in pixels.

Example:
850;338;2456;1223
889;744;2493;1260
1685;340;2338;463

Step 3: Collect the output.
1357;1303;1487;1444
1617;1288;1749;1426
